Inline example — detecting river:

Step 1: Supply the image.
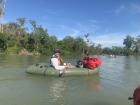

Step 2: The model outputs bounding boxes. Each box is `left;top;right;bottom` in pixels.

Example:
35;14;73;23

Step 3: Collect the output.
0;55;140;105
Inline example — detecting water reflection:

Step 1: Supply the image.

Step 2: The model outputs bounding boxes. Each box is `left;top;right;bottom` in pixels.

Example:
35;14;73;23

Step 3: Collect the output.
0;55;139;105
48;78;66;105
85;75;101;91
0;54;49;68
47;75;101;105
123;56;132;70
133;55;140;61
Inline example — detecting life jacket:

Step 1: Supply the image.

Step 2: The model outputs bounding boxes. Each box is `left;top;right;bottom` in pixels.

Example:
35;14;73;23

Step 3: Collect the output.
86;59;97;69
82;56;92;68
133;85;140;105
82;56;101;70
93;58;101;67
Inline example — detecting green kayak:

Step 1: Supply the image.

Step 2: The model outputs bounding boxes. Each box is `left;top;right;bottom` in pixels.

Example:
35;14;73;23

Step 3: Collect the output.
26;63;99;76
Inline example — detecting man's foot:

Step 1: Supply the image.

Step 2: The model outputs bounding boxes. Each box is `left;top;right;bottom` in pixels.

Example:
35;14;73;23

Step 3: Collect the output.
65;66;69;69
59;73;64;77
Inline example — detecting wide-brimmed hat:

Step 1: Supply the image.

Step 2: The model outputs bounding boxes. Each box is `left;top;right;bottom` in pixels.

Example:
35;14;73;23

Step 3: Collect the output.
55;53;60;57
54;49;61;53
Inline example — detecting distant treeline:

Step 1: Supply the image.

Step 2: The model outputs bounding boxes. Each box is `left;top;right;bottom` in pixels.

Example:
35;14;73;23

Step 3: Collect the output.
0;18;140;56
102;35;140;56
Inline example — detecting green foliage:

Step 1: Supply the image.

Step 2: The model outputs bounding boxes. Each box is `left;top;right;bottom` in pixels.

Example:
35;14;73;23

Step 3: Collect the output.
0;0;5;17
133;35;140;55
123;35;134;49
1;17;140;56
6;46;21;54
16;17;26;27
0;32;7;51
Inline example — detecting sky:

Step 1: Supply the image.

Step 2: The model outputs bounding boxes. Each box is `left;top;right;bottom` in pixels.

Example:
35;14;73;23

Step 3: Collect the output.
2;0;140;47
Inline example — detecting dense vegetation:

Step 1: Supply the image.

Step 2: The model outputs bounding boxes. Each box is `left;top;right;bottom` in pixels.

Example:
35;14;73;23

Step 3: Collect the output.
0;18;140;56
102;35;140;56
0;18;93;56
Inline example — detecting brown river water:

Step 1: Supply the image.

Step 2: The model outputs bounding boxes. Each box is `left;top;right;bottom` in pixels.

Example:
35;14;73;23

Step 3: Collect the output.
0;55;140;105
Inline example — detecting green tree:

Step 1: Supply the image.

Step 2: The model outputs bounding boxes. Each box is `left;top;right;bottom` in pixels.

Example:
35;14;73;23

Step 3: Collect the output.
29;20;37;32
26;36;35;52
134;35;140;54
102;47;112;55
0;0;5;17
18;34;28;48
94;44;102;55
123;35;134;55
16;17;26;27
75;36;87;54
112;46;124;55
123;35;134;49
4;22;19;35
63;36;77;52
16;17;27;36
0;32;7;51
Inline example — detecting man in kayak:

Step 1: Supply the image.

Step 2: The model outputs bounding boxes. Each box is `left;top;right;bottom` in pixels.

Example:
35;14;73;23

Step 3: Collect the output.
50;49;72;77
50;52;68;77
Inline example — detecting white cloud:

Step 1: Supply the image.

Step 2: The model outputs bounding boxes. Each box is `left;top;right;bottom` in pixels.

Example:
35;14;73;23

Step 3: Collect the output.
55;20;99;39
115;3;140;15
88;19;98;24
47;18;140;47
75;21;99;35
115;4;126;14
70;29;80;37
0;17;7;23
51;25;81;39
48;23;140;47
43;8;57;15
130;3;140;13
91;32;140;47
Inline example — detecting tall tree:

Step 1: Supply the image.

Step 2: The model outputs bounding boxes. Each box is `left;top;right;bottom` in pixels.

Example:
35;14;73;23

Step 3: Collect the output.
16;18;27;36
5;22;19;35
123;35;135;55
0;0;5;33
16;18;26;28
0;32;7;51
134;35;140;54
123;35;134;49
0;0;5;18
29;20;37;32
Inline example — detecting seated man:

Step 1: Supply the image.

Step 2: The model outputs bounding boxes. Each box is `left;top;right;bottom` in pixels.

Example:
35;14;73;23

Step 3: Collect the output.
50;52;68;77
